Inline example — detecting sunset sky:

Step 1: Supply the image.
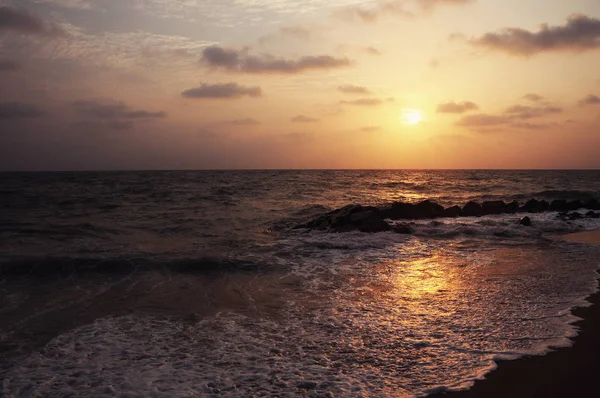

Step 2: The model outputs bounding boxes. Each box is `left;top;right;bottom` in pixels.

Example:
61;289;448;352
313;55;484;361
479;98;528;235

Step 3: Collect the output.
1;0;600;170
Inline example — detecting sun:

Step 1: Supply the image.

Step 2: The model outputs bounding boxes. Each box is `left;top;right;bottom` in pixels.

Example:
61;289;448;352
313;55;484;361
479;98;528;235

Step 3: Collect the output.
400;109;423;125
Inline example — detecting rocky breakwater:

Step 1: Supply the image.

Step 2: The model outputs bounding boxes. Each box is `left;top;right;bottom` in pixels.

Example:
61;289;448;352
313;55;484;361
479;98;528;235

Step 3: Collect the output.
294;198;600;233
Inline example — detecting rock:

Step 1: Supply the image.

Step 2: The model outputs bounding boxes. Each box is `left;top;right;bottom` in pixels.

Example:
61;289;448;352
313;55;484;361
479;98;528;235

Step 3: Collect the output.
379;200;444;220
550;199;568;211
566;200;583;211
356;216;392;233
557;212;569;220
522;199;545;213
519;216;532;226
505;201;520;213
462;201;482;217
295;204;390;232
443;205;462;218
585;211;600;219
393;223;414;234
568;212;584;220
297;381;318;390
412;200;445;219
379;202;414;220
583;198;600;210
482;201;506;215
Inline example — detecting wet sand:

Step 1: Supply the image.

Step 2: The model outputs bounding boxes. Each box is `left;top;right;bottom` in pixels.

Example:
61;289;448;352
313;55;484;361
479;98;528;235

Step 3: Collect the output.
433;230;600;398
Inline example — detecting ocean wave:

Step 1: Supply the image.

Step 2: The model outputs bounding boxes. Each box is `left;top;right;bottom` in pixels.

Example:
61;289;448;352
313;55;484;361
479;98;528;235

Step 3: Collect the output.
0;256;264;277
528;190;598;200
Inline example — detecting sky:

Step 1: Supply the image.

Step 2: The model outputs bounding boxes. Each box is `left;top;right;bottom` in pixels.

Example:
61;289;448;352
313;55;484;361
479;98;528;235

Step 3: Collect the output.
1;0;600;170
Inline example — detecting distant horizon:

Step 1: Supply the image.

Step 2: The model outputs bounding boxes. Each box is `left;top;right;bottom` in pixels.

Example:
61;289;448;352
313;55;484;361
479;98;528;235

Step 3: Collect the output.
2;1;600;169
2;168;600;173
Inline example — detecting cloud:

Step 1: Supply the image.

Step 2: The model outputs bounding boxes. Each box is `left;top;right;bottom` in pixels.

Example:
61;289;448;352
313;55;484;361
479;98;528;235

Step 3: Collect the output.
71;100;165;130
436;101;479;114
0;102;44;119
469;14;600;55
279;26;312;40
334;1;413;24
181;83;262;99
335;0;474;23
523;93;543;102
364;46;382;56
340;98;383;106
504;104;562;119
227;118;261;125
73;100;166;119
456;103;563;131
202;46;351;74
291;115;320;123
418;0;475;10
0;6;64;37
338;85;372;95
0;59;20;71
579;94;600;106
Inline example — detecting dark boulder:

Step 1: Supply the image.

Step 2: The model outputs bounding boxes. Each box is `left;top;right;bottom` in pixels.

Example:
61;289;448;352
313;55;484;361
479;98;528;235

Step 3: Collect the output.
585;211;600;219
295;204;390;232
505;201;520;214
583;198;600;210
462;201;482;217
379;200;444;220
356;215;392;233
482;201;506;215
550;199;568;212
412;200;445;219
519;216;532;227
393;223;414;234
443;205;462;218
521;199;547;213
566;200;583;211
379;202;414;220
568;212;584;220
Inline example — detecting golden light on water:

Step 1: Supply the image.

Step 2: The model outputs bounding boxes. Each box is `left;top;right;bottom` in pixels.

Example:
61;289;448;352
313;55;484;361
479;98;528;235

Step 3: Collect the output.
400;109;424;126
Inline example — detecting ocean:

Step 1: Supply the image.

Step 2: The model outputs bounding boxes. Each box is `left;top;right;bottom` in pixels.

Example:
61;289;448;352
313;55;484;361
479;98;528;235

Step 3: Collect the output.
2;170;600;397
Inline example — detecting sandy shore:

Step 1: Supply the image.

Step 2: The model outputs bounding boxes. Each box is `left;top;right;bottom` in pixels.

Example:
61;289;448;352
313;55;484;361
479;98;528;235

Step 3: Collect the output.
432;230;600;398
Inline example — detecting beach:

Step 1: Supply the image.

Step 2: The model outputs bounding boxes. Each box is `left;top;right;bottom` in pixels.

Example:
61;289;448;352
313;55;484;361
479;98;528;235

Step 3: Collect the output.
434;230;600;398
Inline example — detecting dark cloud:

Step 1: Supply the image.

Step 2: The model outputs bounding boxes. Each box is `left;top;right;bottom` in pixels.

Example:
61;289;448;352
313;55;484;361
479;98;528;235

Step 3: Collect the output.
0;59;20;71
469;14;600;55
0;6;64;37
227;118;261;125
523;93;543;102
504;104;562;119
338;85;372;95
340;98;383;106
202;46;351;74
0;102;44;119
291;115;320;123
579;94;600;106
456;104;563;131
436;101;479;114
181;83;262;99
71;100;165;130
73;100;166;119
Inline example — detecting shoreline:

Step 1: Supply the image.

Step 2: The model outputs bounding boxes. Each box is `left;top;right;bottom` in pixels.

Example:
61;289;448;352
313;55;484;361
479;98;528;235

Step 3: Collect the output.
433;230;600;398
